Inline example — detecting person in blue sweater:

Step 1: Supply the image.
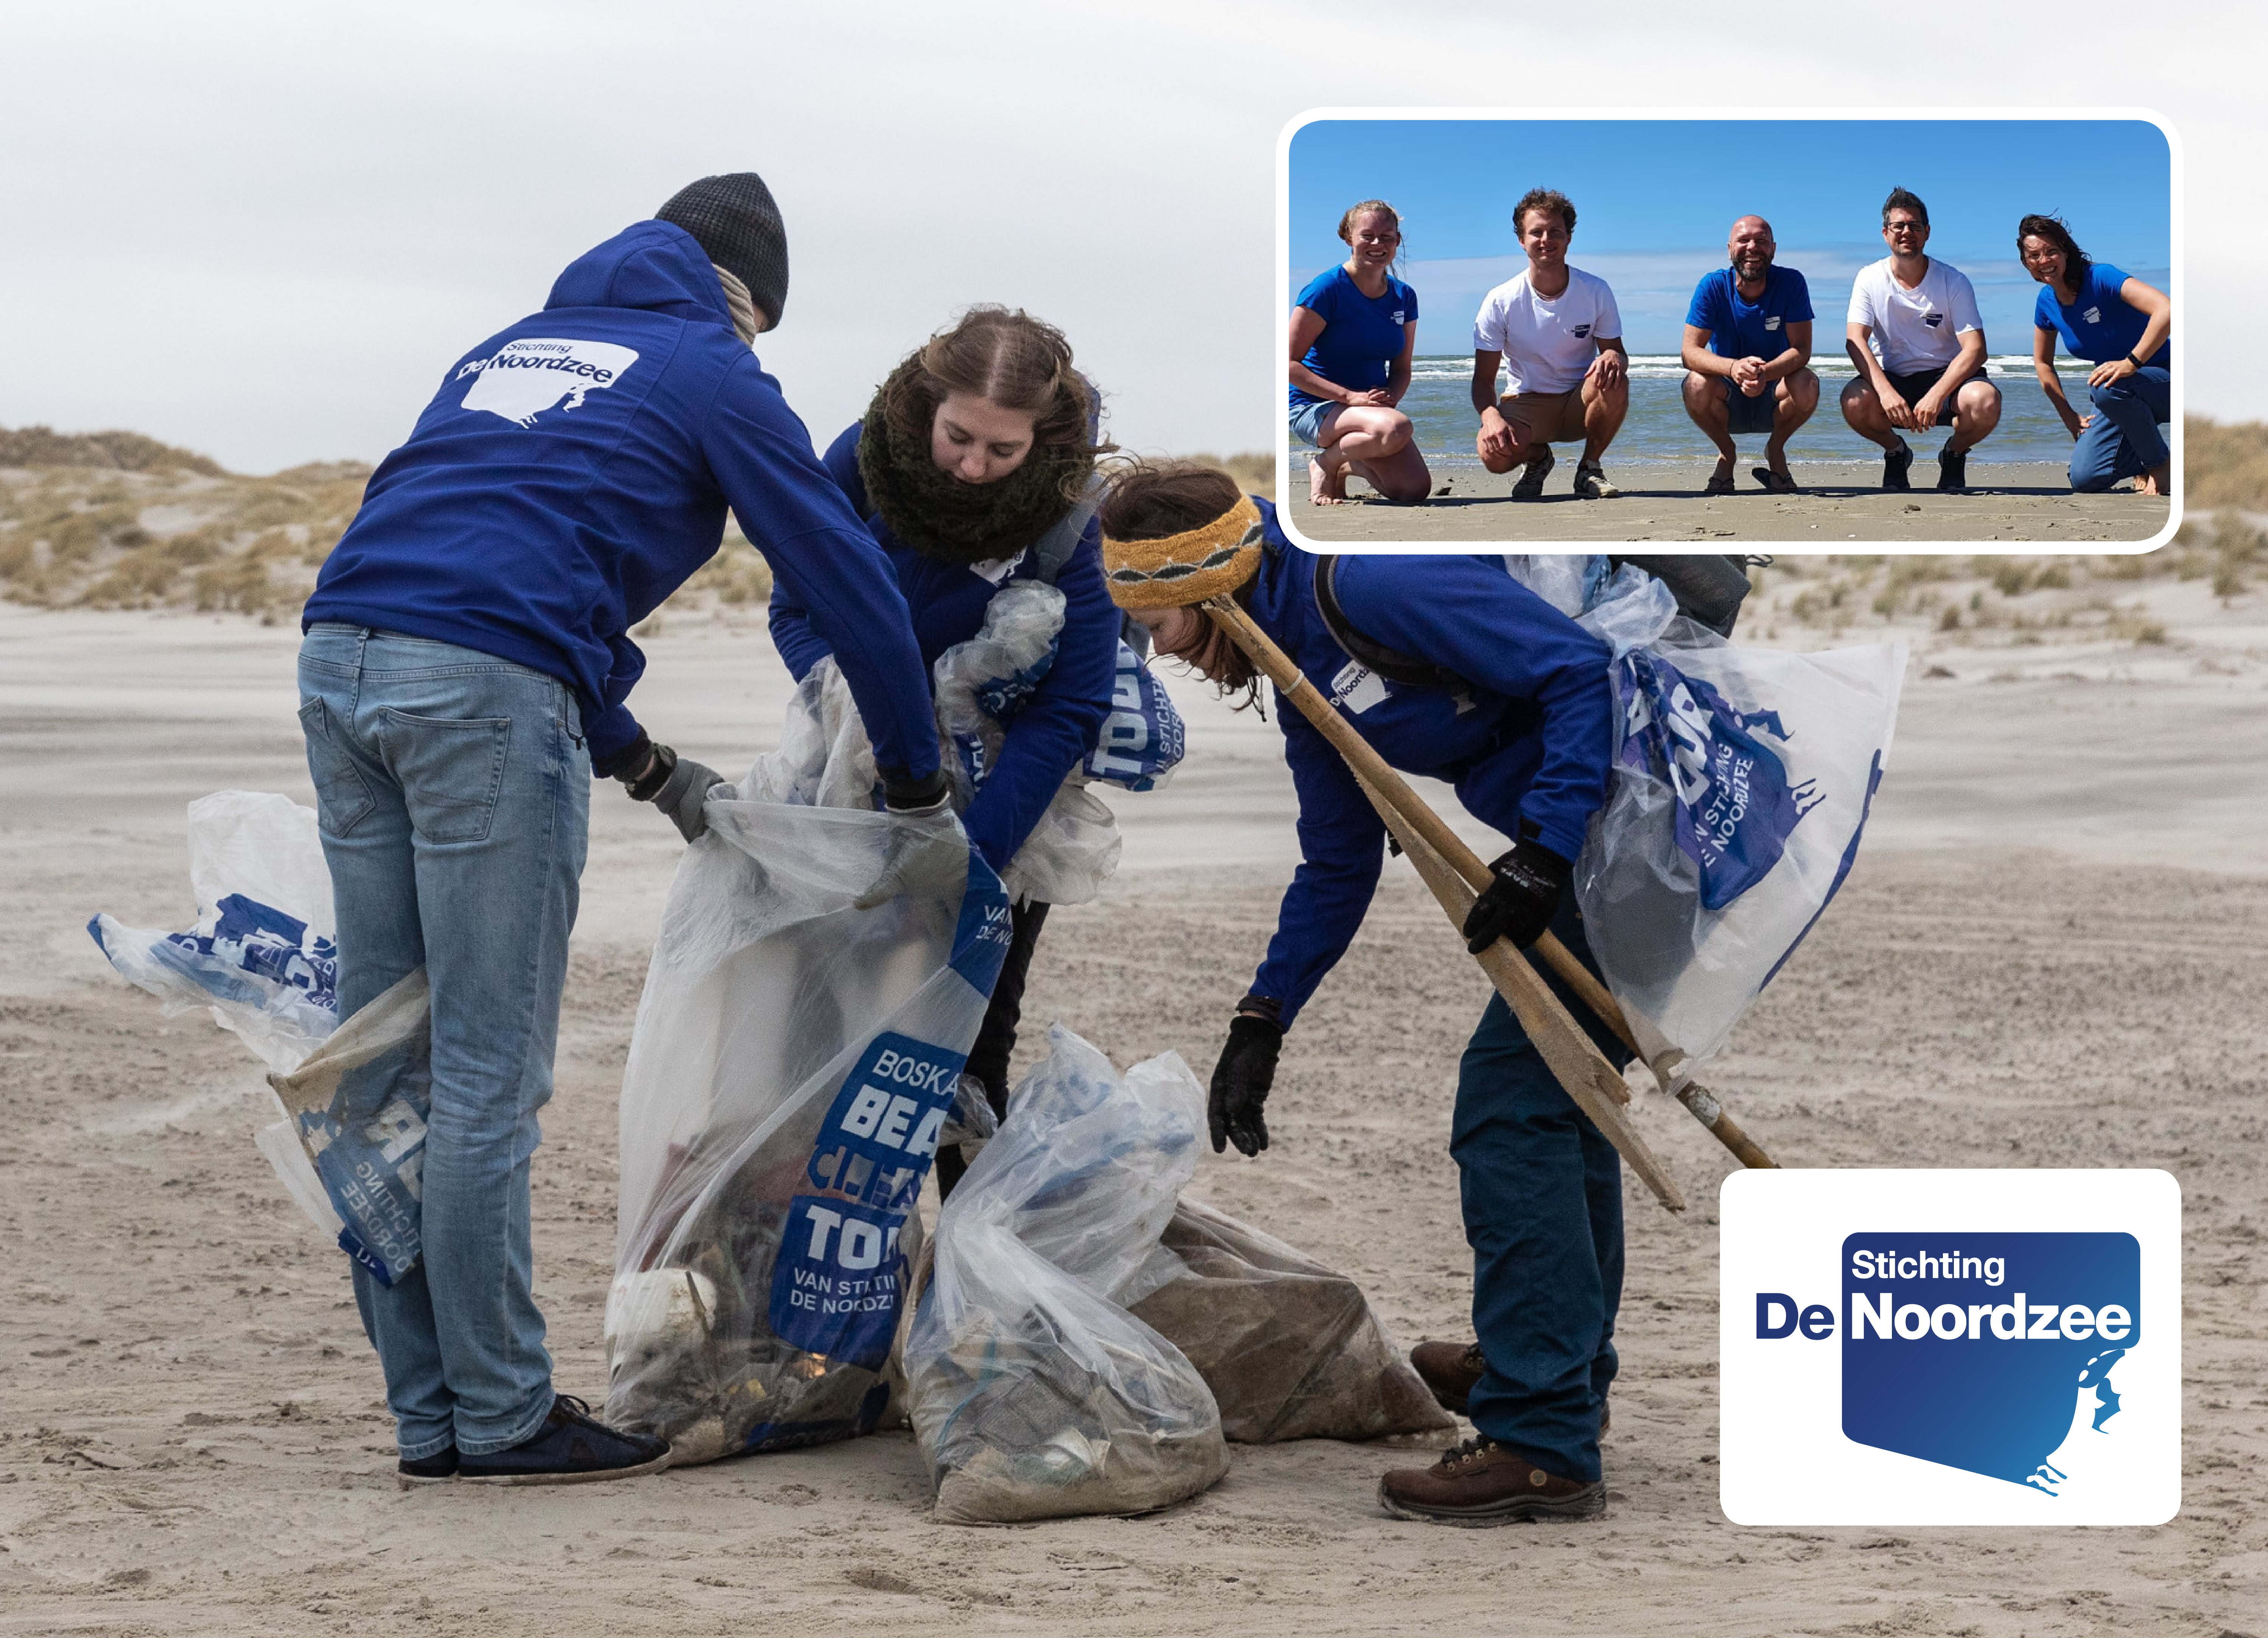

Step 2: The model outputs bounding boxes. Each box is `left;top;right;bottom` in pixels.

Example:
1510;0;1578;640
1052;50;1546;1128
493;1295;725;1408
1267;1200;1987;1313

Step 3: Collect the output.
2018;214;2174;497
772;307;1119;1196
298;173;948;1485
1098;461;1624;1526
1288;200;1433;506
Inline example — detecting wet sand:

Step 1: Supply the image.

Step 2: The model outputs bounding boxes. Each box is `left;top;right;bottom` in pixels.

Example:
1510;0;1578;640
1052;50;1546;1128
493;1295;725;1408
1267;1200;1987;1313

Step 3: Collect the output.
3;597;2264;1636
1289;460;2172;546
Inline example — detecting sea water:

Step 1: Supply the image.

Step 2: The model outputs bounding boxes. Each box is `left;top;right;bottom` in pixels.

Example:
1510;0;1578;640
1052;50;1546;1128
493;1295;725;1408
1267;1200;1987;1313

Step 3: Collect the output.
1295;355;2104;471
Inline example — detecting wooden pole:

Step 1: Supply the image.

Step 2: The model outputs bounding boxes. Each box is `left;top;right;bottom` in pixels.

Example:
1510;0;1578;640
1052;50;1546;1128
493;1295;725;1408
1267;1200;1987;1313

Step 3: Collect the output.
1202;596;1684;1213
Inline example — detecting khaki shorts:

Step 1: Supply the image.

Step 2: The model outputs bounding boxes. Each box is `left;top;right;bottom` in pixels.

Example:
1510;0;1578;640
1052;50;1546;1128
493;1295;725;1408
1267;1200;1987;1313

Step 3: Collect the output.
1498;387;1589;444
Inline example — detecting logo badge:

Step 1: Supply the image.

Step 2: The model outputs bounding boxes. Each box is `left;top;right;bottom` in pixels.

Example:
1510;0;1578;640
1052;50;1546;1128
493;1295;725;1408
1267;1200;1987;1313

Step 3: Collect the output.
1721;1170;2180;1525
457;337;641;428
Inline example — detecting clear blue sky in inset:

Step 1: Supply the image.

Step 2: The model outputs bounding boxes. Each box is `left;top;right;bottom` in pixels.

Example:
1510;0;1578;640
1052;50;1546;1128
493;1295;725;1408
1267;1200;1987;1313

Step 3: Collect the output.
1289;118;2172;356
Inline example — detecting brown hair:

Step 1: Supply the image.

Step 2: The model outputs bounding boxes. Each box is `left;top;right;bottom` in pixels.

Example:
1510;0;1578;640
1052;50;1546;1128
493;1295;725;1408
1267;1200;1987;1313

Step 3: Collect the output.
1098;462;1263;710
1882;187;1929;229
2015;212;2091;288
1337;199;1401;244
877;306;1109;496
1513;188;1576;236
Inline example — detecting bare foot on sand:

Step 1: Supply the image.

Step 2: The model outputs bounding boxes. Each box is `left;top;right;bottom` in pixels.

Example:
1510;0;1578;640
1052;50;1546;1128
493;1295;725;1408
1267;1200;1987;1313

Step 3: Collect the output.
2135;464;2172;499
1309;457;1349;505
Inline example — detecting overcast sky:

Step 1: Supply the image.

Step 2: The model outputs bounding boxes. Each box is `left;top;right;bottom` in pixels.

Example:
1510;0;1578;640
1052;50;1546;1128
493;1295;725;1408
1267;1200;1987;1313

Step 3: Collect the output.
0;1;2258;474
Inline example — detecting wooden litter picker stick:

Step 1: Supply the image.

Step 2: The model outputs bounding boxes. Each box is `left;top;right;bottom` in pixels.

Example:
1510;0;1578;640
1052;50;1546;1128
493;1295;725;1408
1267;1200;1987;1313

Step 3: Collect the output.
1201;595;1685;1213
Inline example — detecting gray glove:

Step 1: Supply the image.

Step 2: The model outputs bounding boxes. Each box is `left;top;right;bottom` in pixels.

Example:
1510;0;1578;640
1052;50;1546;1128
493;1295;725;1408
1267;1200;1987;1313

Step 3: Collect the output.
618;739;726;843
853;806;968;910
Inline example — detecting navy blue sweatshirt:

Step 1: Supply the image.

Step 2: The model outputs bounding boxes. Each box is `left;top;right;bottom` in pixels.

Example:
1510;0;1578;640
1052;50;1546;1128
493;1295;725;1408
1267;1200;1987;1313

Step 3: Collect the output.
767;424;1119;872
304;220;937;781
1243;502;1614;1027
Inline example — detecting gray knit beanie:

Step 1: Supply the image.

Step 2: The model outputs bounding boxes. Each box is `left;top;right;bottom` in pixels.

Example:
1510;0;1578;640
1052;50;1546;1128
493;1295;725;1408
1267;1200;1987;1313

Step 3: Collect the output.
657;173;788;332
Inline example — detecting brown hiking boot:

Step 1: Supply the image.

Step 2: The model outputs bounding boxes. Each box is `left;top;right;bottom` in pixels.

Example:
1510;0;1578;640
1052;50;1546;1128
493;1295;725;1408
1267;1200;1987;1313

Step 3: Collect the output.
1411;1341;1486;1415
1378;1435;1606;1526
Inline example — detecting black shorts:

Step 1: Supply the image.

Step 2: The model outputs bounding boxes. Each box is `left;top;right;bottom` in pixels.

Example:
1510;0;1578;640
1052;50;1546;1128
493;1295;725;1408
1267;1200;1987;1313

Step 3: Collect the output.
1723;380;1779;435
1885;364;1993;406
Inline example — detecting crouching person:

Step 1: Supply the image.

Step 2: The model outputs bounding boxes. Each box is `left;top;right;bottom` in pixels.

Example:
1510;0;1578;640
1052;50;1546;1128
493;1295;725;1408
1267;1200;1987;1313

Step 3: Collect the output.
299;173;945;1484
1098;462;1624;1523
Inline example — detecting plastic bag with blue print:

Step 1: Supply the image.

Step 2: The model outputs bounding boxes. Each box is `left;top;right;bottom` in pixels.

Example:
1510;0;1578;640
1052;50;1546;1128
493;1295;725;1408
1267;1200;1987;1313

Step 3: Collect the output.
603;657;1013;1465
88;789;434;1288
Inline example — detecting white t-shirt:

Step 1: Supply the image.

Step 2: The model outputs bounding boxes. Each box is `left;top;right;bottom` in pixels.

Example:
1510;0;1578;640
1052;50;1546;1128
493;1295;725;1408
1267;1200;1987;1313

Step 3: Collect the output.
1846;256;1984;375
1471;266;1622;394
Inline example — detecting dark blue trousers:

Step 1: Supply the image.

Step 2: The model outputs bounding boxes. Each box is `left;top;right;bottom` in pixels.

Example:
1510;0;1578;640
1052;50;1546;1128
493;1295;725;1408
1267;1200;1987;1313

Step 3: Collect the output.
1452;891;1624;1482
2070;366;2170;492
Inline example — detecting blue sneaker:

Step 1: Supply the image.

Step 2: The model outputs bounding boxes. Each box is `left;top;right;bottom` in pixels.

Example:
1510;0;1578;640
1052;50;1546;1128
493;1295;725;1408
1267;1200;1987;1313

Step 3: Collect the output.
458;1396;672;1486
398;1446;458;1484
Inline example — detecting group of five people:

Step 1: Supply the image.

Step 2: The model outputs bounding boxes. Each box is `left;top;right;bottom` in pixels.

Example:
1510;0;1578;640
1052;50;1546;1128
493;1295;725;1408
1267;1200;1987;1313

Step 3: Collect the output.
1290;186;2173;505
300;170;1660;1522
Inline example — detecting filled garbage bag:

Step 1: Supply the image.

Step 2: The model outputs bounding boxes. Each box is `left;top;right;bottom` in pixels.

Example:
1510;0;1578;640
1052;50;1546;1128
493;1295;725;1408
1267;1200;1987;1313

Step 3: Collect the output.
905;1026;1229;1524
1128;1198;1455;1443
604;660;1012;1466
89;789;435;1285
932;580;1181;907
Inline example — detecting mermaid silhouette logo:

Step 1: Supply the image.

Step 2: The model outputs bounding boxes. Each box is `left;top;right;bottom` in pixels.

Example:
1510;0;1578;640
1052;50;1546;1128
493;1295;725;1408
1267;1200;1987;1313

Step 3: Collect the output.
1841;1233;2141;1495
456;338;641;429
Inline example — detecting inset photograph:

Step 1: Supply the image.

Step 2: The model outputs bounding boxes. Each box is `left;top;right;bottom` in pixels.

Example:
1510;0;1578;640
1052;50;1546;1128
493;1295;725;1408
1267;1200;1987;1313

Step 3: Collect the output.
1280;114;2175;547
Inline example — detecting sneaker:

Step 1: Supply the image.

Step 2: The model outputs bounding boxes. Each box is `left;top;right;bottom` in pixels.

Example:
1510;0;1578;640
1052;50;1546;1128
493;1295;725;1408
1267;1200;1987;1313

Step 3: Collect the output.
1377;1435;1606;1526
1572;461;1621;499
458;1395;672;1486
1510;447;1555;500
1410;1341;1486;1415
1881;437;1914;492
398;1446;458;1485
1937;443;1969;493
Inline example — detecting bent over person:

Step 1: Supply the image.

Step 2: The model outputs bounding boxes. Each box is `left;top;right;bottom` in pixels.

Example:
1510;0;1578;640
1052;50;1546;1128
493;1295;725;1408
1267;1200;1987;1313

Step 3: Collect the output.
1098;461;1622;1524
299;173;947;1485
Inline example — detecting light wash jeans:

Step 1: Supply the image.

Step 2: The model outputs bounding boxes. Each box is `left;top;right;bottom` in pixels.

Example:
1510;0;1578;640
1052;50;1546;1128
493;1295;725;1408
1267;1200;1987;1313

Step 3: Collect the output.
297;624;589;1458
2071;366;2171;493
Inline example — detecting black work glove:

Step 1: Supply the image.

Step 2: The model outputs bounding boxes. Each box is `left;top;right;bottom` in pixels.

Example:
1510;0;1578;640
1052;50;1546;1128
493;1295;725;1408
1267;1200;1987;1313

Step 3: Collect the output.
618;739;727;844
1209;1013;1283;1157
1460;837;1571;955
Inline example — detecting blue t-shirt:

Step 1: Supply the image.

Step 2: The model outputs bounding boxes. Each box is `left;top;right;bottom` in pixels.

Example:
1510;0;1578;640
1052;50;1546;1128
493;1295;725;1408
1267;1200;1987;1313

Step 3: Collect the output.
2034;262;2168;368
1685;265;1814;363
1290;265;1418;409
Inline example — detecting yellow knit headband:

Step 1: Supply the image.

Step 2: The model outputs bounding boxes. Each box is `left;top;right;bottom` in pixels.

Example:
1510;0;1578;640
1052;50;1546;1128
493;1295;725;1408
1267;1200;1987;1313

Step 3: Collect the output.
1100;495;1264;611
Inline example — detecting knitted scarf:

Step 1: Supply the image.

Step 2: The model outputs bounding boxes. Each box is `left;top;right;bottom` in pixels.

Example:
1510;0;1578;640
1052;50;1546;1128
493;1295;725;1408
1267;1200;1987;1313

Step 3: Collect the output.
854;363;1093;567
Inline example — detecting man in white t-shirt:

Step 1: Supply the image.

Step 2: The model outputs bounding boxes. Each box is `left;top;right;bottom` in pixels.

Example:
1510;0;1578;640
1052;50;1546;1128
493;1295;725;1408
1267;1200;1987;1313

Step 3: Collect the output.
1470;188;1629;500
1839;187;2002;492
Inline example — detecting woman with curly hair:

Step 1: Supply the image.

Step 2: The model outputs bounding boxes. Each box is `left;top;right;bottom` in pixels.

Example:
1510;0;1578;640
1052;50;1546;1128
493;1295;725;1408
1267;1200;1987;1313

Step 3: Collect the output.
2019;213;2173;496
771;306;1121;1194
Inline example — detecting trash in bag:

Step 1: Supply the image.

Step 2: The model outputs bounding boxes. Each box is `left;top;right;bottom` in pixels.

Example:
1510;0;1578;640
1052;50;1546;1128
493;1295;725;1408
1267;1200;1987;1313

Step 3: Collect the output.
1557;584;1906;1074
931;580;1182;906
905;1026;1229;1525
1128;1198;1455;1443
89;789;435;1284
604;659;1013;1466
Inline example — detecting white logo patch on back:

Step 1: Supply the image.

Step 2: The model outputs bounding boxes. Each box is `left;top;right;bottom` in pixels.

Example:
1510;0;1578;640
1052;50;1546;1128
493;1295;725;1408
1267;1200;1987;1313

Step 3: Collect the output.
458;338;641;428
1330;661;1390;716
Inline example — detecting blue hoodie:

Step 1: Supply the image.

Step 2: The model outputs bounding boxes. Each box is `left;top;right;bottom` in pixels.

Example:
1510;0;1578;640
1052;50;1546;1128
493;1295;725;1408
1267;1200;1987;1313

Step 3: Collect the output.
1241;502;1614;1027
303;220;938;781
766;423;1118;874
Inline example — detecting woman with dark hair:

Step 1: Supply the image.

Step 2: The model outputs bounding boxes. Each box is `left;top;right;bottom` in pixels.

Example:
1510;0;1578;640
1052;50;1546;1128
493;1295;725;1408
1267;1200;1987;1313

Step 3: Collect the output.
771;307;1122;1195
1099;460;1623;1527
2020;214;2173;496
1288;200;1433;506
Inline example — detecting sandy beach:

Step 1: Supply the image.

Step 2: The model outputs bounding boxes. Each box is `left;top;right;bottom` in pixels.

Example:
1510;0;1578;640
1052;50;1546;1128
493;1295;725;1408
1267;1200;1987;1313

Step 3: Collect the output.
1287;460;2172;546
4;573;2266;1636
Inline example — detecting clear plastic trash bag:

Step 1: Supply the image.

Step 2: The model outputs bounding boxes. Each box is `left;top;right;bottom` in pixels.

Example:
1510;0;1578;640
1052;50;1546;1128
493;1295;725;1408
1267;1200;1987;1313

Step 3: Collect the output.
1577;623;1907;1073
604;659;1013;1466
1127;1198;1455;1443
905;1026;1229;1524
89;789;434;1285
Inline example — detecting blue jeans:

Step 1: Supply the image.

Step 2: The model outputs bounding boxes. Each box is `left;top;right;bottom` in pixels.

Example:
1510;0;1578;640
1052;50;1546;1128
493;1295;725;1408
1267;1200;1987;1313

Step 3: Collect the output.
1452;890;1623;1483
2071;366;2170;492
297;625;590;1458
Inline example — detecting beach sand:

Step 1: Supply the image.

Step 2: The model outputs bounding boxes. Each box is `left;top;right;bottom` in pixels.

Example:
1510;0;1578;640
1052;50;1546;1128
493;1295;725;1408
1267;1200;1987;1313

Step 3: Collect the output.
3;589;2265;1636
1289;460;2171;546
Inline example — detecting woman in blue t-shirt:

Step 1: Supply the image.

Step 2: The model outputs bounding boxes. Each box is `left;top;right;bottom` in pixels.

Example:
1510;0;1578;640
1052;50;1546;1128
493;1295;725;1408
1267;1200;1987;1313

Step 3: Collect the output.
1288;200;1432;507
2019;214;2172;497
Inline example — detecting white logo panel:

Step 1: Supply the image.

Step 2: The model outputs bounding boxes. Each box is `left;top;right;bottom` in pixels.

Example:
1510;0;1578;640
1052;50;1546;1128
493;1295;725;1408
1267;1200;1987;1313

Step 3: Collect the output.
458;338;641;428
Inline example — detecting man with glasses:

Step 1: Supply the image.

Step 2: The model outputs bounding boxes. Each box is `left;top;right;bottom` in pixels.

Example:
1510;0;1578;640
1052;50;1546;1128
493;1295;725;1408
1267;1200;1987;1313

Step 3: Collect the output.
1839;187;2001;492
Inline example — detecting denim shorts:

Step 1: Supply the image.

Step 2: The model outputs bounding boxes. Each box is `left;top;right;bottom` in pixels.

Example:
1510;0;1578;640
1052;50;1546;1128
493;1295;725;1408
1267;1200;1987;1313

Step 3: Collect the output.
1288;398;1338;447
1723;381;1779;435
